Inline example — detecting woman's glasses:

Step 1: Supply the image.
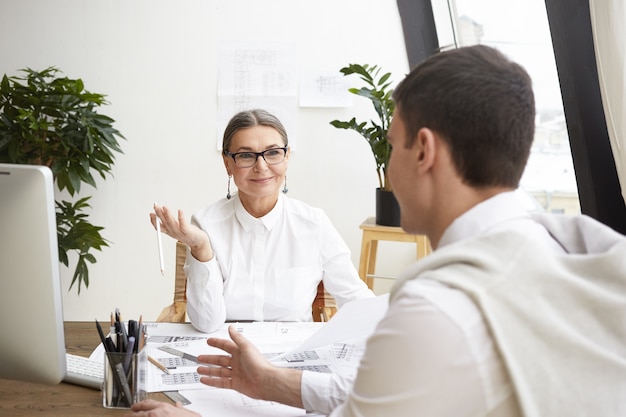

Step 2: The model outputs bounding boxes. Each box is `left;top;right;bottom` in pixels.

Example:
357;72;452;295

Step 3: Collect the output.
223;147;288;168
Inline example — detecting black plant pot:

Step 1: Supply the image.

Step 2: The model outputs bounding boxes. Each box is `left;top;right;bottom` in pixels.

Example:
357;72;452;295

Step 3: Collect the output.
375;188;401;227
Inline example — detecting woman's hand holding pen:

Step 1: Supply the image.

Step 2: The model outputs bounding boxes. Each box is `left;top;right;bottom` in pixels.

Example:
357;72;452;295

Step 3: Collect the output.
151;204;214;262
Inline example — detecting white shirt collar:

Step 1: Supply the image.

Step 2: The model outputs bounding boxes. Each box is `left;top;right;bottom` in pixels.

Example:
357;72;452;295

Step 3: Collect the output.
233;193;284;232
438;191;531;248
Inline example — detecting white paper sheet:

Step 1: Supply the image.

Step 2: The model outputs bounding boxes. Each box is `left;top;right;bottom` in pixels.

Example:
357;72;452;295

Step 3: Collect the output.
180;388;323;417
299;71;353;108
279;293;389;355
144;322;324;392
88;296;389;415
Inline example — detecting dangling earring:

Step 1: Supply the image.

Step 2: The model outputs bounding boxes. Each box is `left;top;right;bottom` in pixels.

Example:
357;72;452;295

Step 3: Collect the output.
282;176;288;194
226;175;232;199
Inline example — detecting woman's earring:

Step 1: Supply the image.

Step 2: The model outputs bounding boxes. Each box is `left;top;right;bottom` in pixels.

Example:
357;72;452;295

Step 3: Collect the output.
226;175;232;199
282;176;288;194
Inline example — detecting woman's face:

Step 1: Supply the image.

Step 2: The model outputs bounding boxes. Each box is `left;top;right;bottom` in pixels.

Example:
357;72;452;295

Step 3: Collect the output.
223;125;289;205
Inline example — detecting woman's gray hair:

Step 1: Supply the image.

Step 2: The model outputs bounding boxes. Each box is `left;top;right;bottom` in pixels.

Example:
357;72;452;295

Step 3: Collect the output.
222;109;288;152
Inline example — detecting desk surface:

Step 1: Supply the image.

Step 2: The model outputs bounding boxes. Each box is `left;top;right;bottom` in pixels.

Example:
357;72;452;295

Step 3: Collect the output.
0;321;167;416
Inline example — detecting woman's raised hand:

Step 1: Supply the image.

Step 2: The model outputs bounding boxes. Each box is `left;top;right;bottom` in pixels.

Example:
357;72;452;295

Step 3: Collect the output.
151;204;214;262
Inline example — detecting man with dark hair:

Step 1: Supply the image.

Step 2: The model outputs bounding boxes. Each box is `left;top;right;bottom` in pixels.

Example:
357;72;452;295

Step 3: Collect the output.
127;45;626;417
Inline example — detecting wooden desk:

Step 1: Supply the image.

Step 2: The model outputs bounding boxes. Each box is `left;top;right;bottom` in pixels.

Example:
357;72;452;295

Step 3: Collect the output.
359;217;431;289
0;321;168;416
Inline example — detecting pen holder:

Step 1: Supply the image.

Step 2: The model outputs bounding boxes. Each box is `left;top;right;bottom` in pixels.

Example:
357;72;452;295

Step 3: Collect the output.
102;348;147;409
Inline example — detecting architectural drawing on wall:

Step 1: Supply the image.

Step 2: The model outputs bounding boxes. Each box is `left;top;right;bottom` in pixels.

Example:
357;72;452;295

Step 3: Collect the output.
299;71;353;108
217;40;298;150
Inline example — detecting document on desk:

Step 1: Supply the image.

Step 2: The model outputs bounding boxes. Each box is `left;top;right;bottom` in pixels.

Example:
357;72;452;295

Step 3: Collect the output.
144;321;325;393
172;297;388;417
141;295;388;392
279;293;389;355
268;294;387;379
88;295;388;416
180;388;323;417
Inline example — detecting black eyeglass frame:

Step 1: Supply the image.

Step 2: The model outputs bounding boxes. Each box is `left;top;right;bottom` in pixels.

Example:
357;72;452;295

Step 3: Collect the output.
223;146;289;166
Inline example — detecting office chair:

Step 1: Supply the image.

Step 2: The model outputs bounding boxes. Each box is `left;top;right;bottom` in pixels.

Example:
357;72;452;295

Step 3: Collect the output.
157;241;337;323
156;241;188;323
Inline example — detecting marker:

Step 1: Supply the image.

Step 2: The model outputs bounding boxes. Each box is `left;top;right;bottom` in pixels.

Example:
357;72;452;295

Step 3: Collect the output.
123;337;135;373
96;319;116;353
95;319;107;345
155;203;165;276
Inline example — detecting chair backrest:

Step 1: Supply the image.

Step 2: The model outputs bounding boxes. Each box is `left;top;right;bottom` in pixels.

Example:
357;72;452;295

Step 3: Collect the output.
312;282;337;322
156;240;188;323
157;241;337;323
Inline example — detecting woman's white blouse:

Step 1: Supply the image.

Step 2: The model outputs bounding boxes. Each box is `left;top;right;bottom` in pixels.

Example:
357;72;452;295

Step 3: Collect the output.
184;193;373;333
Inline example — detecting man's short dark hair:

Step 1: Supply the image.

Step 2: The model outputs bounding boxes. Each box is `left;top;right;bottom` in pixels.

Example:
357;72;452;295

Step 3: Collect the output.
392;45;535;188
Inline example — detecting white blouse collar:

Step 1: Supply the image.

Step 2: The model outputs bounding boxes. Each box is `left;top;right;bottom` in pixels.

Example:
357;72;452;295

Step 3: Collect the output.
234;193;284;232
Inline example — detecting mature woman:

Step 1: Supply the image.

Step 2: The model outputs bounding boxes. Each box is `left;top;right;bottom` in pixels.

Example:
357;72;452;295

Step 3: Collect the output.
151;109;373;333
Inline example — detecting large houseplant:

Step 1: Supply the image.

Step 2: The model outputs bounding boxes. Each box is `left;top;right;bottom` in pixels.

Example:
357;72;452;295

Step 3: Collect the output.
330;63;399;226
0;67;125;293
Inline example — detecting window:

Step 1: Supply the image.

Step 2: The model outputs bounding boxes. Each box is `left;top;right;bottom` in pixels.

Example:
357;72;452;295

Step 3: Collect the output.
431;0;580;214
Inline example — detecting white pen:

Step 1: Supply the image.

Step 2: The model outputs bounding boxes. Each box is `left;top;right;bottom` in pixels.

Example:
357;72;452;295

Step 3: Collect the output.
155;204;165;276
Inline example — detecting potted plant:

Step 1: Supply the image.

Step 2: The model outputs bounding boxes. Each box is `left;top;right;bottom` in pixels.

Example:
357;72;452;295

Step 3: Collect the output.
0;67;125;293
330;63;400;226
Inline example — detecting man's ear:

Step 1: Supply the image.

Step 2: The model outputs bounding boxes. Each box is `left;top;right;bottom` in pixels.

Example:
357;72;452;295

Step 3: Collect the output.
414;127;436;171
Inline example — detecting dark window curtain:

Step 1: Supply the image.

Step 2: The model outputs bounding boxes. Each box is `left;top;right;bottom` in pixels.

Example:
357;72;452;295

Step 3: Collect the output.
544;0;626;234
396;0;439;69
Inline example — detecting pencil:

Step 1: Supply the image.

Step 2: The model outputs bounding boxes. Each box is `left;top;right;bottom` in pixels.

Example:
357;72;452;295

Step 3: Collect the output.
138;315;145;351
155;204;165;276
148;355;171;375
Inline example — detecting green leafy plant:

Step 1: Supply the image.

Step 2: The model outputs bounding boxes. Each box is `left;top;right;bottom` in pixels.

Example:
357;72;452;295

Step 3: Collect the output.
330;64;395;191
0;67;125;293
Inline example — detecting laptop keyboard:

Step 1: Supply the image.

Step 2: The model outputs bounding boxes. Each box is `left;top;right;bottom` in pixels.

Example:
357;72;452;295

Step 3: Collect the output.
64;353;104;390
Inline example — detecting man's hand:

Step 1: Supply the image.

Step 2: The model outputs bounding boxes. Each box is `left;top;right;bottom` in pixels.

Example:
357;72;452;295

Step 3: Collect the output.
197;325;304;408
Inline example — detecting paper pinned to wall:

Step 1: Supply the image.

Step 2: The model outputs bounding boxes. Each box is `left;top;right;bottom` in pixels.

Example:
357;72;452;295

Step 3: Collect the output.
217;40;298;150
299;71;353;108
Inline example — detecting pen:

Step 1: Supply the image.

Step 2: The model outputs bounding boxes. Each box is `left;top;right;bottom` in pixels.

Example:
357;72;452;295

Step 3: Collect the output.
148;355;171;375
96;319;119;406
116;309;129;352
96;319;116;353
96;319;107;345
123;336;135;374
155;204;165;276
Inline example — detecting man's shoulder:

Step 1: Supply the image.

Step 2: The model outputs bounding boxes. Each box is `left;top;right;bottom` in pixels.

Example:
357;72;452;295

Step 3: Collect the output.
531;212;625;253
405;230;529;273
392;219;626;302
390;229;552;302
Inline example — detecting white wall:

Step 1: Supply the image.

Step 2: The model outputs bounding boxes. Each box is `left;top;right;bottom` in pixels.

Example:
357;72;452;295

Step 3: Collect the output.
0;0;414;321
